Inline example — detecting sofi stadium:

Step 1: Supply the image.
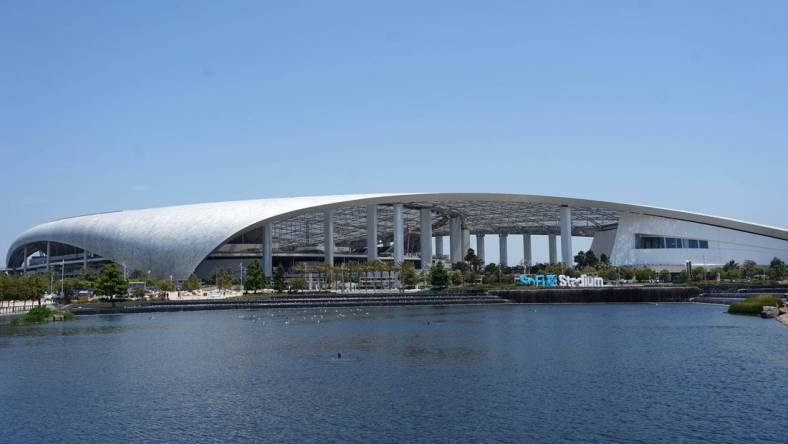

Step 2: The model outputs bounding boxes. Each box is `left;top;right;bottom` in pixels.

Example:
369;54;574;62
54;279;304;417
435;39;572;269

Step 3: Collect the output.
6;193;788;280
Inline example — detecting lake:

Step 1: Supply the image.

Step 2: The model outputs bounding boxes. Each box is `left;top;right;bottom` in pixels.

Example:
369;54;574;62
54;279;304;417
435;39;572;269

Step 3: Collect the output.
2;303;787;443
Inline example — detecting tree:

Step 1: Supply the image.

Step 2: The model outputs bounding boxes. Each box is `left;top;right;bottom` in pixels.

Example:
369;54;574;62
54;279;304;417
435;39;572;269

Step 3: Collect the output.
383;261;397;290
574;251;587;268
658;269;671;283
574;251;598;268
183;274;201;292
464;248;483;273
452;261;469;274
724;267;741;280
155;279;176;292
272;265;287;292
449;271;463;286
94;264;128;307
289;277;308;293
635;268;654;282
129;269;147;280
483;263;499;275
400;261;419;289
723;260;739;273
0;274;47;302
600;267;619;282
61;277;78;302
76;267;95;291
599;254;610;266
244;260;267;293
768;257;786;281
741;260;759;280
692;267;705;282
429;261;450;290
584;251;599;267
132;286;146;299
618;267;635;281
215;268;234;291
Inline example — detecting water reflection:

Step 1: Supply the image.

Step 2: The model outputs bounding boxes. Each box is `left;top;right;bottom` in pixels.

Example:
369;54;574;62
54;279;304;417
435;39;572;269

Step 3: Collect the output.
1;304;787;443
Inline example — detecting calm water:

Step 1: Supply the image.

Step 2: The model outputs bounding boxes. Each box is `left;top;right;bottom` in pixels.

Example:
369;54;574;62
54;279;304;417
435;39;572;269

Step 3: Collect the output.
2;304;788;443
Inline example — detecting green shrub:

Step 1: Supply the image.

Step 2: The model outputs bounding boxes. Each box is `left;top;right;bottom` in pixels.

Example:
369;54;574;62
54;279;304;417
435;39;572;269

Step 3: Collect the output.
728;295;784;316
11;306;74;325
25;306;54;322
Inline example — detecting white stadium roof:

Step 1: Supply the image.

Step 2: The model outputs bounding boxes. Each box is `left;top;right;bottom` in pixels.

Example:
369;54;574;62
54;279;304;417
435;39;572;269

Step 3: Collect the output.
8;193;788;278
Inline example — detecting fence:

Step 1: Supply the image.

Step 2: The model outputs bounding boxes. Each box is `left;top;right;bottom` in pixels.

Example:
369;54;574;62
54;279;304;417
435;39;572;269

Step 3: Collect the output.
0;300;41;316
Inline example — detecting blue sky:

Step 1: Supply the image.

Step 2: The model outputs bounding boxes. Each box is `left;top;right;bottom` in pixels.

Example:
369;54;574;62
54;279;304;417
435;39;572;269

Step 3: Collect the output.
2;0;787;266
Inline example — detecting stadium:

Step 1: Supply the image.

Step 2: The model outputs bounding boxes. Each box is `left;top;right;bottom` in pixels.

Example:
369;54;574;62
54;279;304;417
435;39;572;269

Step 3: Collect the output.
6;193;788;280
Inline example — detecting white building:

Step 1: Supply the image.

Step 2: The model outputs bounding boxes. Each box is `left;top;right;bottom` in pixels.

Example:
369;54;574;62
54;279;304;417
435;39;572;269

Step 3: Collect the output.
6;193;788;278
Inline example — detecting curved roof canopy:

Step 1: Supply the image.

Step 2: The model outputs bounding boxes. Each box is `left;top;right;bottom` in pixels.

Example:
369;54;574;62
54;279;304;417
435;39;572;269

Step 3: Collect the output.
8;193;788;278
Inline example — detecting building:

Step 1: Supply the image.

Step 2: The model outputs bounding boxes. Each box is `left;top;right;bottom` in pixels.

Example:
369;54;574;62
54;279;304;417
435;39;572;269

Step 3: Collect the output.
6;193;788;279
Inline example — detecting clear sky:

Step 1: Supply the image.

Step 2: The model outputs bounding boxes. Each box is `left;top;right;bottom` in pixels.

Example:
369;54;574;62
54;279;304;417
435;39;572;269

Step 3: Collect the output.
2;1;787;267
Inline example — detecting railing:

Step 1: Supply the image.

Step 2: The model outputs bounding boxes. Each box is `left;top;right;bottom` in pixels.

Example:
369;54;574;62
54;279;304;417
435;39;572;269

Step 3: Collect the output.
0;301;40;316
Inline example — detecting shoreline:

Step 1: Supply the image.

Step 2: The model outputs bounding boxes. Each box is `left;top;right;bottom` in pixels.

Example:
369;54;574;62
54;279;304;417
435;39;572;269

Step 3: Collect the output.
67;287;703;316
69;301;707;318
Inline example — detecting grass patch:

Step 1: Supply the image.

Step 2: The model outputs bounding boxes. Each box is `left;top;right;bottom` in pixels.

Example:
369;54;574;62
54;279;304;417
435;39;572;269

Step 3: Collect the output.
11;306;75;325
728;295;784;316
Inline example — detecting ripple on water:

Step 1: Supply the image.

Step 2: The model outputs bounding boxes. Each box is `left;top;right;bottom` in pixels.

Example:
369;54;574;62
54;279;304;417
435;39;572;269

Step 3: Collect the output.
1;304;787;443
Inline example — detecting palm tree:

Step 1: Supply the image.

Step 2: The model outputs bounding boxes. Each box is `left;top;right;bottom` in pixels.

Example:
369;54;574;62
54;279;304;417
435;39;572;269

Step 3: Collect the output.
346;261;360;291
295;262;309;291
384;261;397;290
371;260;386;290
314;263;329;290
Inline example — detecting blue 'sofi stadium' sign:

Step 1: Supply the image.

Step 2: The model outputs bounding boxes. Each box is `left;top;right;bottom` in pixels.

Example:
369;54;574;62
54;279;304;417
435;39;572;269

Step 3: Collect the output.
519;274;604;287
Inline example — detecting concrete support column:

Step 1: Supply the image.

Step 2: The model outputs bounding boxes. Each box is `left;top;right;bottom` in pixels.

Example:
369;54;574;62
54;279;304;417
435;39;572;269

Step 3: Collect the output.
560;205;573;266
366;204;378;262
461;228;470;260
46;241;51;271
522;234;532;267
449;217;462;263
262;222;273;277
548;234;557;264
476;234;485;263
82;249;88;270
324;209;334;266
435;236;444;258
419;209;432;269
499;234;508;267
393;204;404;264
23;246;28;273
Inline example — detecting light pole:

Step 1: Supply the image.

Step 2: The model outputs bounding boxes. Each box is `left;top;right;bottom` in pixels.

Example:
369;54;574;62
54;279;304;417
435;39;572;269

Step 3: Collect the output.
240;262;244;289
60;259;65;297
703;255;707;281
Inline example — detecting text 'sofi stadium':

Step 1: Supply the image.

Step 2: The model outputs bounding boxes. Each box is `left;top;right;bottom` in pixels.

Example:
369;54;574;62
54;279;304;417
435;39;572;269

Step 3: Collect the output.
6;193;788;279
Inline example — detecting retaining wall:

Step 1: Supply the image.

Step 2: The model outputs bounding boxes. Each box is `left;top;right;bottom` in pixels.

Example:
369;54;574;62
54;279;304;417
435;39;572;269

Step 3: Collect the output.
491;286;700;303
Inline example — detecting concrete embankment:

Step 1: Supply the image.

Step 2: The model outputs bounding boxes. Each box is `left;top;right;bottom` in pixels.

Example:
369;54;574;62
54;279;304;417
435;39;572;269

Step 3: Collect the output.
692;286;788;305
67;287;710;316
691;296;746;305
491;286;700;303
69;292;509;315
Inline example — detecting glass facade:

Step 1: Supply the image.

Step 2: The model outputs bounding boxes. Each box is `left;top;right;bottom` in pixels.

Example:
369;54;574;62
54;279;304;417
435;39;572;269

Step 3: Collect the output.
636;234;709;249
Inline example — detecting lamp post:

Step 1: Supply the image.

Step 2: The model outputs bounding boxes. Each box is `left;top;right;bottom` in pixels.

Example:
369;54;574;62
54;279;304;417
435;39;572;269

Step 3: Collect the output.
703;255;707;281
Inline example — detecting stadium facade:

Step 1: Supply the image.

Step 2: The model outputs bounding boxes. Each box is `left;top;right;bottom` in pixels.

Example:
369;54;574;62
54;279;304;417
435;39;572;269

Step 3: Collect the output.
6;193;788;280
